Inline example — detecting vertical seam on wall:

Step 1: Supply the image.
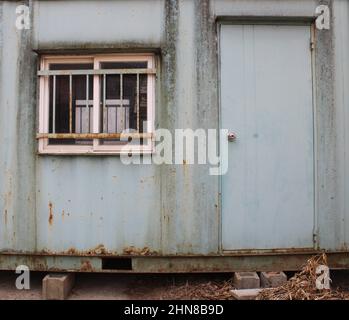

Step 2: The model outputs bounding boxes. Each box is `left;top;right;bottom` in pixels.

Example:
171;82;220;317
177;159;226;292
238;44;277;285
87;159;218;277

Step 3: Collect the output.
161;0;179;254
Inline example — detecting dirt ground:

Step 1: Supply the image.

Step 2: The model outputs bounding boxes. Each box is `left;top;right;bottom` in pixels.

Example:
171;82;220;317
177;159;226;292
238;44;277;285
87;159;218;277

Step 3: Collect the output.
0;270;348;300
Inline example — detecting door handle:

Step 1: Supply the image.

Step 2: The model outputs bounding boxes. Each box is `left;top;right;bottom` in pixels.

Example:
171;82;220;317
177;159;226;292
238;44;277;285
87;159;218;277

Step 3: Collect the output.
228;132;237;142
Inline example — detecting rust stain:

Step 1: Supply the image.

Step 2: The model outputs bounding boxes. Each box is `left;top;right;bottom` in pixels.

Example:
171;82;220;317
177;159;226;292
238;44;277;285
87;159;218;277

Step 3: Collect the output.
35;247;323;258
37;132;152;140
66;244;109;256
339;243;349;251
48;202;53;226
80;260;94;272
39;244;115;257
123;246;157;256
36;245;157;257
140;176;155;184
87;244;108;255
66;248;78;255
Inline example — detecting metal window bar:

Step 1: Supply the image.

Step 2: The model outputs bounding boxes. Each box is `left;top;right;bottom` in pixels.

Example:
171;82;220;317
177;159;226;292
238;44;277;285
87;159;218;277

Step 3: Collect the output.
120;74;124;132
37;133;152;139
80;99;82;134
69;74;73;133
86;75;89;133
38;68;156;76
103;74;107;133
52;75;56;133
75;100;129;106
39;68;155;140
137;73;140;132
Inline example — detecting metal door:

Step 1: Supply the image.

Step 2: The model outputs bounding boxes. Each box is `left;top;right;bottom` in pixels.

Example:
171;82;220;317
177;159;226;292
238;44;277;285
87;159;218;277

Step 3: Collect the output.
220;24;315;251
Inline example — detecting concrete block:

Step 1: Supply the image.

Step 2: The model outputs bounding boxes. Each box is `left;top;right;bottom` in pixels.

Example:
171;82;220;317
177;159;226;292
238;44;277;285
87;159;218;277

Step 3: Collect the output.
231;289;262;300
260;272;287;288
42;273;75;300
233;272;260;289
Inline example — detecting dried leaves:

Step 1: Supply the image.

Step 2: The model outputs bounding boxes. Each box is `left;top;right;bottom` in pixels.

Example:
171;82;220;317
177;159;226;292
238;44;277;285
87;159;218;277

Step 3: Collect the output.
258;254;347;300
163;254;348;300
163;254;349;300
164;279;235;300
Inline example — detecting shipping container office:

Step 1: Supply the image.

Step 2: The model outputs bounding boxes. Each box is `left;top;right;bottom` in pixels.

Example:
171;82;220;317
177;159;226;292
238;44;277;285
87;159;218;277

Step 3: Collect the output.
0;0;349;273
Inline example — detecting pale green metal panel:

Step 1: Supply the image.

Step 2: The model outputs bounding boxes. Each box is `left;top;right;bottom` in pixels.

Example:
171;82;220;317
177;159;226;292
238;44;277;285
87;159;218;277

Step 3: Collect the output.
0;1;37;253
220;24;315;250
314;0;338;251
160;0;220;255
333;0;349;250
33;0;164;47
211;0;318;17
36;157;161;254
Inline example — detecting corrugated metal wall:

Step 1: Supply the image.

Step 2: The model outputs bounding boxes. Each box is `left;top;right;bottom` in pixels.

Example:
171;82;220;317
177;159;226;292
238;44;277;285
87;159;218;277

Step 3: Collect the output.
333;0;349;250
0;0;348;262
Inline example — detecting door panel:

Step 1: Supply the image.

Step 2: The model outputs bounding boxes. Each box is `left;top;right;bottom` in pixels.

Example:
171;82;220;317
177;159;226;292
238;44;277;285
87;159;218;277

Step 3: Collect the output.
221;24;315;250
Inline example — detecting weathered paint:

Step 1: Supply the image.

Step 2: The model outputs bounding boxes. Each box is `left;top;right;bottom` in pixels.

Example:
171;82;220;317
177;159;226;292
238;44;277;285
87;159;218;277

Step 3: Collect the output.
334;0;349;251
36;156;161;254
0;0;37;253
36;133;153;140
0;0;348;271
221;24;315;250
1;251;349;273
33;0;164;48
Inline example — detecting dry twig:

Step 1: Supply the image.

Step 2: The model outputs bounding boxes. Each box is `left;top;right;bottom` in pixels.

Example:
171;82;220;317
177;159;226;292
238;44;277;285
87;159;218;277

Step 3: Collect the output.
257;253;347;300
164;278;235;300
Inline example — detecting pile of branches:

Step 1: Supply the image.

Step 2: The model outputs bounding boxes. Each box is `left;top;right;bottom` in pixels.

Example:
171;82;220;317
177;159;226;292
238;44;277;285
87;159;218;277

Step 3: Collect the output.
163;254;348;300
258;253;346;300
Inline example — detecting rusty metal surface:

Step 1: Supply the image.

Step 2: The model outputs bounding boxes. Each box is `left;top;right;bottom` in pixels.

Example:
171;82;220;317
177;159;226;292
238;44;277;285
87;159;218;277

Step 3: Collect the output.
1;252;349;273
36;133;153;139
35;158;161;254
37;68;157;76
0;0;348;265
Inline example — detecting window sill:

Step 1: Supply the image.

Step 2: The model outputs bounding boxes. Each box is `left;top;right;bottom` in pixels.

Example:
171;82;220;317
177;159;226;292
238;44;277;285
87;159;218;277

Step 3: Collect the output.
37;149;154;156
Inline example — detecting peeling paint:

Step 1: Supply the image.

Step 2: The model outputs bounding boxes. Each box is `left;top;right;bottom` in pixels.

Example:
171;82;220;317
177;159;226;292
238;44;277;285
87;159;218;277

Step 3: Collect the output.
123;246;158;256
80;260;94;272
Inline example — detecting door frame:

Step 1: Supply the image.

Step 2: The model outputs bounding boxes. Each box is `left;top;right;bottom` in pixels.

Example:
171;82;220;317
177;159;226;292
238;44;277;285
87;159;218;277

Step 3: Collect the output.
217;19;319;254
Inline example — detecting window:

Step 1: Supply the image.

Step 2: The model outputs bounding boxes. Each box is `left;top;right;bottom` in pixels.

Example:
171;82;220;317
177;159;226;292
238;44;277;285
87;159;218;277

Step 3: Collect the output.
37;54;156;154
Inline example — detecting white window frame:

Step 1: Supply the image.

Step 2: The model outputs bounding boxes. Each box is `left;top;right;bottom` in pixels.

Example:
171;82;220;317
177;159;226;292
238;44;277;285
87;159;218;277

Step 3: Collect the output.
38;54;156;155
